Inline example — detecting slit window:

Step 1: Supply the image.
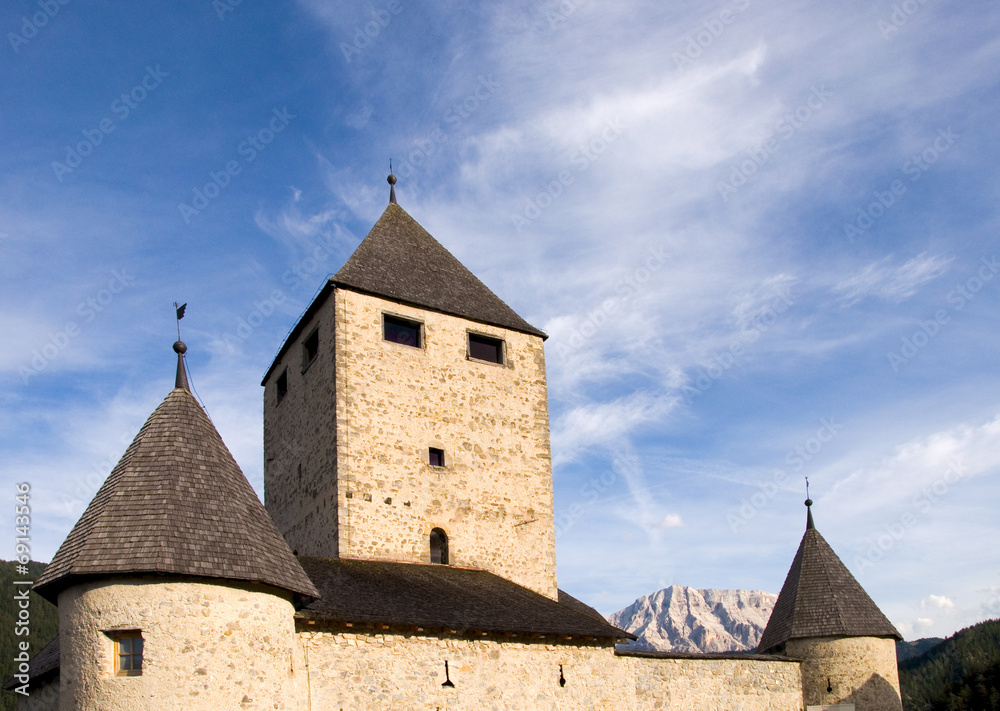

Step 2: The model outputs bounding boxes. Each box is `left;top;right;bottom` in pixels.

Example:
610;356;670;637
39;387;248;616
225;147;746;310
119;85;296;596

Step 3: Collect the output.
383;314;422;348
112;632;143;676
468;333;504;364
276;370;288;403
430;528;449;565
428;447;444;467
302;328;319;372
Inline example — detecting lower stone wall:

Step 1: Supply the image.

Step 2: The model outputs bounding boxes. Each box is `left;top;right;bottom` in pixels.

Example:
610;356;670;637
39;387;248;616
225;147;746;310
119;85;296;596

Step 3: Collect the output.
787;636;901;711
297;627;804;710
58;579;299;711
625;652;804;710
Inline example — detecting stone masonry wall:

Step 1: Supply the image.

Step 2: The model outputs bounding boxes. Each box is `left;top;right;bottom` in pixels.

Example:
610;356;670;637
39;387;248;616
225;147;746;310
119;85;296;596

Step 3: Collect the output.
296;627;804;711
263;293;339;558
332;289;558;599
57;579;298;711
787;636;901;711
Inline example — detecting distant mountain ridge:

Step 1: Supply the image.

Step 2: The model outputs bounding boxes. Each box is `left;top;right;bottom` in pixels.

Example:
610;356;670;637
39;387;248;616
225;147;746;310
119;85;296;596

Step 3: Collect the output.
608;584;778;653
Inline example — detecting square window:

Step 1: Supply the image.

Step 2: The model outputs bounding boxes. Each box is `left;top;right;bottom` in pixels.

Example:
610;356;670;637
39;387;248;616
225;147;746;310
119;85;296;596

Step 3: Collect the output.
383;314;422;348
302;328;319;372
276;370;288;403
429;447;444;467
112;632;143;676
468;333;504;364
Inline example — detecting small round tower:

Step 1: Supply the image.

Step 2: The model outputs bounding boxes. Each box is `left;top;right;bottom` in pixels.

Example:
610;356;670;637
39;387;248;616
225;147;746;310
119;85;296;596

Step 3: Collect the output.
33;341;318;710
758;500;903;711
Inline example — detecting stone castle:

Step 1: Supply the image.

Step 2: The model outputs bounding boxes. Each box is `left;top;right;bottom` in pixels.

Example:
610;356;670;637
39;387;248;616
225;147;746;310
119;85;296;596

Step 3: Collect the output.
8;179;904;709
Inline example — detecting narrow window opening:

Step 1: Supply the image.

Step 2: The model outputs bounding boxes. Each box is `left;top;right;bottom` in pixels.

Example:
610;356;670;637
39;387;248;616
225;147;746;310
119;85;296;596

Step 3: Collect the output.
111;631;143;676
468;333;504;364
428;447;444;467
276;370;288;403
441;660;455;688
430;528;449;565
383;314;423;348
302;328;319;372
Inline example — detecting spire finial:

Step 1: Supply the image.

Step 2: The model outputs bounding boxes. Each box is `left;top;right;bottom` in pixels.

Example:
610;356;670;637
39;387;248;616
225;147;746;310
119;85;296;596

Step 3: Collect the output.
805;477;814;530
388;162;397;204
173;302;189;391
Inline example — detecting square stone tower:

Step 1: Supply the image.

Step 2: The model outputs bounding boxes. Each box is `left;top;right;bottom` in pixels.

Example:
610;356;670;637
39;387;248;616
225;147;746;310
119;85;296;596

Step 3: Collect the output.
261;195;558;599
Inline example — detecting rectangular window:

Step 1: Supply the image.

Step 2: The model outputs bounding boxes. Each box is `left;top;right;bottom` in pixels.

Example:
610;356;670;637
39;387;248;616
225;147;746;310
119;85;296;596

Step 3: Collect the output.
468;333;504;364
429;447;444;467
276;370;288;403
383;314;422;348
302;328;319;373
113;632;143;676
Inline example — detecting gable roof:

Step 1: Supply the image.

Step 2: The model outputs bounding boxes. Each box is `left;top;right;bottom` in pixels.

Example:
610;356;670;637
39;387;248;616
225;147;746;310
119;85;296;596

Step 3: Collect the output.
34;386;319;604
757;511;901;652
2;636;59;691
333;202;546;338
296;557;632;641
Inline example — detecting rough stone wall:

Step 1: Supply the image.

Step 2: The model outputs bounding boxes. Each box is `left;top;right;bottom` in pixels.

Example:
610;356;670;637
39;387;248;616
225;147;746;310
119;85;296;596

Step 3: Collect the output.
628;654;803;710
787;636;901;711
296;627;804;710
263;294;339;557
332;289;558;599
57;578;298;711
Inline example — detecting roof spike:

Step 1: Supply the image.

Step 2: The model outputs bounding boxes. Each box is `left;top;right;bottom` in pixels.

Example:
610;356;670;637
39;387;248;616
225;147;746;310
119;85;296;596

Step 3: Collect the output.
388;167;397;204
173;340;189;391
805;477;814;530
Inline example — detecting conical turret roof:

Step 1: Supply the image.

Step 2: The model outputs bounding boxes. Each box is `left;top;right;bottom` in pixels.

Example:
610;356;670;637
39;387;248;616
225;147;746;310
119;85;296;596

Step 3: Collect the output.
35;370;318;604
332;202;546;338
757;506;900;652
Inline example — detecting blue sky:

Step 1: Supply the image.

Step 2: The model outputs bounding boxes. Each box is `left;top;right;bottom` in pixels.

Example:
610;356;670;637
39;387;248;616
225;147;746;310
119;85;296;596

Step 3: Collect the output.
2;0;999;641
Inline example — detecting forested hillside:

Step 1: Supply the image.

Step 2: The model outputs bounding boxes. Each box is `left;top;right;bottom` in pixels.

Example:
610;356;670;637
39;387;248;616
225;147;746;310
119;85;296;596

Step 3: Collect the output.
0;561;58;711
900;619;1000;711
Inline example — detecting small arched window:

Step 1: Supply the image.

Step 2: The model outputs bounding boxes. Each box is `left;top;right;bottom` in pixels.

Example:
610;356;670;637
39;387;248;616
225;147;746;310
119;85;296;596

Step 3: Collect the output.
430;528;449;565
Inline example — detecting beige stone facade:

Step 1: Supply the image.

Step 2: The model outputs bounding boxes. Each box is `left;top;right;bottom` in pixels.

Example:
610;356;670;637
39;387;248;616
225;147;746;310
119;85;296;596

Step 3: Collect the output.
296;626;804;711
787;636;902;711
264;287;558;599
56;579;297;711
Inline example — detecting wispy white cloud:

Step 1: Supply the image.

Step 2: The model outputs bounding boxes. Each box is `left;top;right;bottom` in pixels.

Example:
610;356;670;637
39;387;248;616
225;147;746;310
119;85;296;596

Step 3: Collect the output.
833;253;953;306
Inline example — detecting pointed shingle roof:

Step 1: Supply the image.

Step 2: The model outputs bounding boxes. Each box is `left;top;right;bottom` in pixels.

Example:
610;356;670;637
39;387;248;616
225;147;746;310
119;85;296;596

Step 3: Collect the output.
34;385;318;604
333;202;546;338
757;508;900;652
